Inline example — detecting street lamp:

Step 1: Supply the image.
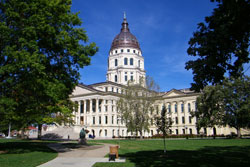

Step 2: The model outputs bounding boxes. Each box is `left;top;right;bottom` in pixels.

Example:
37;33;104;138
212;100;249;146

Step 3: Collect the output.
117;116;121;148
6;122;12;139
185;126;188;139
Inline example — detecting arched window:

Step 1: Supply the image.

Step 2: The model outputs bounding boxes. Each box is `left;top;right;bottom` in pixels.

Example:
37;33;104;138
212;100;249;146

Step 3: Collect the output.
115;59;118;66
175;104;177;113
124;58;128;65
168;104;171;113
188;103;191;112
130;58;133;65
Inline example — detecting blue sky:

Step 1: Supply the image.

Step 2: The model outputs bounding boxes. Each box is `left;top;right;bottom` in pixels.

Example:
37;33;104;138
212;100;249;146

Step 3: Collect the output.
71;0;249;91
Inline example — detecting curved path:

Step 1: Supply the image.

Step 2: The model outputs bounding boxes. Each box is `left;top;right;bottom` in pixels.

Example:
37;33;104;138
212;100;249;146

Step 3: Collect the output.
39;143;125;167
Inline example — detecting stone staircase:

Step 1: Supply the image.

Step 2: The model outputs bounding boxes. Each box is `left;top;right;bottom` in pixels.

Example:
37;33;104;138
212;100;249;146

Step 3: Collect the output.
42;125;82;140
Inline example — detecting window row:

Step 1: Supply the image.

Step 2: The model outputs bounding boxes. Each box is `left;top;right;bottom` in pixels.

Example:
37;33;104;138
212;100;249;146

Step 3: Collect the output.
92;115;123;125
165;103;194;113
114;58;141;67
112;49;141;55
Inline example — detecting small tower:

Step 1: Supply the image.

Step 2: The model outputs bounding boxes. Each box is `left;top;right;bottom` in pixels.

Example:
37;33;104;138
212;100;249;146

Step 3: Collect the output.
107;14;146;85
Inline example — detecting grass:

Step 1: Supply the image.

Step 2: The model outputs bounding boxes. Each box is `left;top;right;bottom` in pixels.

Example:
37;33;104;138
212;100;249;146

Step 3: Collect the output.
91;139;250;167
0;139;58;167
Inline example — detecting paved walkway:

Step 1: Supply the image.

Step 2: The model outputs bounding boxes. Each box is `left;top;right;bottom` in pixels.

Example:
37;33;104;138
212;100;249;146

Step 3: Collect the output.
39;143;125;167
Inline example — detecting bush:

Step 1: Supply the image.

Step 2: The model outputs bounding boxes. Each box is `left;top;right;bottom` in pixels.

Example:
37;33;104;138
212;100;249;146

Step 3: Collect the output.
42;133;62;139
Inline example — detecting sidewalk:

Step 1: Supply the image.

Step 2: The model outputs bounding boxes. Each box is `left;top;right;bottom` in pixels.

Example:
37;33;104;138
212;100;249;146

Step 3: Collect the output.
38;143;125;167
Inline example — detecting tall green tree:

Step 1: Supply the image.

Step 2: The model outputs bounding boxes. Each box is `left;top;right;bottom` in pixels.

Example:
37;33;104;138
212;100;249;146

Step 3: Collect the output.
117;76;159;138
0;0;98;138
185;0;250;91
223;76;250;138
192;76;250;138
155;105;173;153
191;85;225;136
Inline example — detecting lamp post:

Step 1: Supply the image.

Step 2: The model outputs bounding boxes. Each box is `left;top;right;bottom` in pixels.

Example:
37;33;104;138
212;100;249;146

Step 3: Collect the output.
117;116;121;148
6;122;12;139
185;126;188;139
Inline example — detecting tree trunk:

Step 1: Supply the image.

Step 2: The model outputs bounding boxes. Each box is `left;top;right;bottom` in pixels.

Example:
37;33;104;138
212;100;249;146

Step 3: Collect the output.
213;127;216;139
21;128;25;139
139;131;143;139
37;124;42;140
163;134;166;154
236;127;241;138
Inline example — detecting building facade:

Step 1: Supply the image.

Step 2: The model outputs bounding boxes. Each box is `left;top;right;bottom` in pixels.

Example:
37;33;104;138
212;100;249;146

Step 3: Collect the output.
45;15;238;139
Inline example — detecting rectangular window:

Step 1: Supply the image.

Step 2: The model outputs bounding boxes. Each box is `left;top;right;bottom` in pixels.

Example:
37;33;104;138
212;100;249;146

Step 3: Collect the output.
112;116;114;124
189;129;192;134
112;87;114;92
182;116;185;124
115;50;117;53
115;75;117;82
93;116;95;124
182;129;185;134
105;106;108;112
175;117;178;124
189;116;192;124
106;100;108;104
188;103;191;112
125;75;127;81
105;87;108;92
99;116;101;124
112;106;114;112
133;50;136;53
181;103;184;112
130;75;133;81
151;118;153;125
121;49;123;52
105;116;108;124
176;129;178;135
105;129;107;136
175;104;177;113
127;49;130;52
115;59;118;66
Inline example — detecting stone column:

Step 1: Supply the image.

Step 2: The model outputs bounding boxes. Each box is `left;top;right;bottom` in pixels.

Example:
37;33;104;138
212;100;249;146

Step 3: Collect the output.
84;100;87;113
96;99;99;112
90;99;92;113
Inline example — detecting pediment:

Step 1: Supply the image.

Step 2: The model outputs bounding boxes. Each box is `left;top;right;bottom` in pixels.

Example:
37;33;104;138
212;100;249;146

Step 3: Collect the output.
162;89;185;98
71;85;96;96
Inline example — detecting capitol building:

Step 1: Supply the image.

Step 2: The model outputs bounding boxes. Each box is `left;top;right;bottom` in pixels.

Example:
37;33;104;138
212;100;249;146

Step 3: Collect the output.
45;15;238;139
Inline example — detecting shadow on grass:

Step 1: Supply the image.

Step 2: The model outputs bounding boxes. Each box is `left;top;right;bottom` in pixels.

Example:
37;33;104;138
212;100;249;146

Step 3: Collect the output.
121;146;250;167
0;141;57;154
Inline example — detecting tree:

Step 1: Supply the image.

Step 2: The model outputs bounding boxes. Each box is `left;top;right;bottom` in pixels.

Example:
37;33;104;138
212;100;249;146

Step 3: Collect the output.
155;105;173;153
223;76;250;138
192;76;250;138
185;0;250;91
117;76;159;138
0;0;98;138
191;85;225;137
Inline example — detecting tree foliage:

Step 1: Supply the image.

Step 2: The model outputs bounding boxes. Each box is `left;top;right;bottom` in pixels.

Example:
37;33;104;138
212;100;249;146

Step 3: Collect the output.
186;0;250;91
155;105;173;153
223;76;250;137
0;0;98;136
191;85;225;134
117;76;159;138
193;76;250;137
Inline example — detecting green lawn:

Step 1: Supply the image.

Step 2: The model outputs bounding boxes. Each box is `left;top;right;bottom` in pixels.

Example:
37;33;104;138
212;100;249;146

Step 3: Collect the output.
91;139;250;167
0;139;58;167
